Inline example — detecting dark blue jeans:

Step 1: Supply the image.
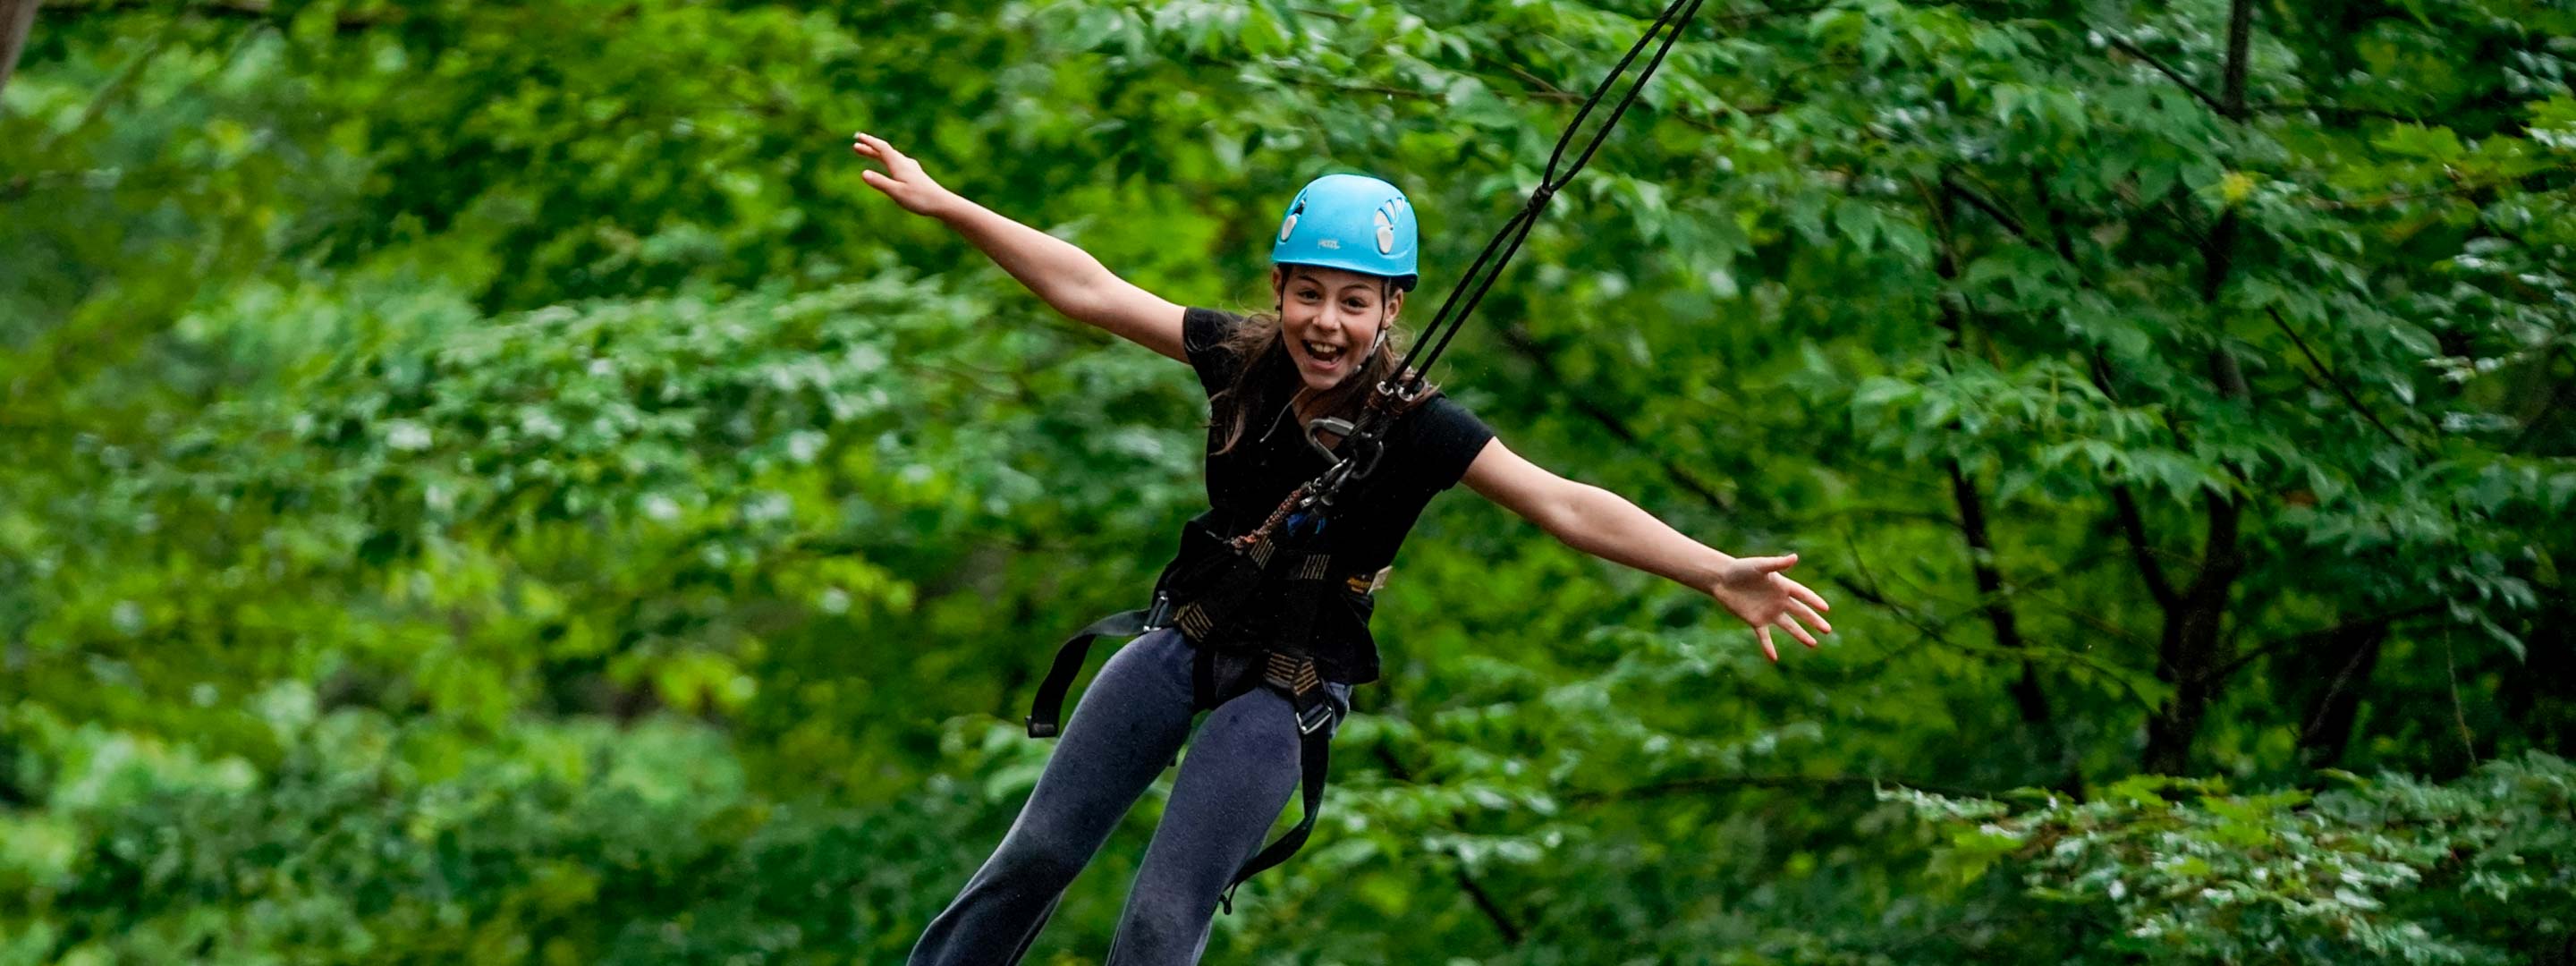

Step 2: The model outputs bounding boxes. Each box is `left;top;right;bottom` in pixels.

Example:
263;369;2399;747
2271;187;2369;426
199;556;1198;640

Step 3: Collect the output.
909;630;1350;965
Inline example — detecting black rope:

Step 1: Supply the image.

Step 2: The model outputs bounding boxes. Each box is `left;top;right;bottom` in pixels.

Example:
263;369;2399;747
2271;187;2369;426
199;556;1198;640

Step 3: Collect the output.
1396;0;1709;386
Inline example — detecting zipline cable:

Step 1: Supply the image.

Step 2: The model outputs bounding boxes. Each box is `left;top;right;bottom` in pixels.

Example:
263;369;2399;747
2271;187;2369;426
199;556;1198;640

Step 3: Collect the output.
1396;0;1709;387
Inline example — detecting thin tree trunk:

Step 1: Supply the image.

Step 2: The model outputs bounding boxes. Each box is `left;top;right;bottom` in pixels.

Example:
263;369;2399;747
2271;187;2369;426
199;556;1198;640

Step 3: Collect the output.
0;0;39;104
0;734;22;806
2143;496;2244;775
2493;602;2575;753
2140;0;2258;775
1946;461;2054;730
2293;623;2386;768
1918;178;2074;786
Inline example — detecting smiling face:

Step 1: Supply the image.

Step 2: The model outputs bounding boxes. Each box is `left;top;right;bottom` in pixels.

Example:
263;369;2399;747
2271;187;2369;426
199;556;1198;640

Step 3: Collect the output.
1274;264;1403;391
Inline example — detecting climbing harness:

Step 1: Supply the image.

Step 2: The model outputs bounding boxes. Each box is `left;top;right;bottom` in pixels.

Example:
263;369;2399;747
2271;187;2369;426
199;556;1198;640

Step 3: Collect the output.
1024;0;1712;911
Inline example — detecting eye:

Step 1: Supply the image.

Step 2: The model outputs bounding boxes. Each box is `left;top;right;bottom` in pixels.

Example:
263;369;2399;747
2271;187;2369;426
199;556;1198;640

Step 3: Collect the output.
1343;297;1368;310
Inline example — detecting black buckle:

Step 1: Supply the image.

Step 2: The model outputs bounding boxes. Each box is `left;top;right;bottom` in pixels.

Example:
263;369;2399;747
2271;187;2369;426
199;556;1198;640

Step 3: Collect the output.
1142;591;1174;631
1295;701;1335;736
1026;716;1059;739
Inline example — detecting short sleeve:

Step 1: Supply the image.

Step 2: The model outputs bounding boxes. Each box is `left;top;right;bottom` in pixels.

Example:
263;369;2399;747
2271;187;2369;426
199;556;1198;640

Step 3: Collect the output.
1182;307;1247;397
1395;394;1496;493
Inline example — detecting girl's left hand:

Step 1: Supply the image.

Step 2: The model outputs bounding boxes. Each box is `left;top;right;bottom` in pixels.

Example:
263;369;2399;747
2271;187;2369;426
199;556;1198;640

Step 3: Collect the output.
1707;553;1833;663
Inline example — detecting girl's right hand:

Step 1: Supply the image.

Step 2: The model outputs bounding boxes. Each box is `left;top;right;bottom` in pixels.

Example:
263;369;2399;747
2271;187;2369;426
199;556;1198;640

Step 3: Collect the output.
852;131;957;218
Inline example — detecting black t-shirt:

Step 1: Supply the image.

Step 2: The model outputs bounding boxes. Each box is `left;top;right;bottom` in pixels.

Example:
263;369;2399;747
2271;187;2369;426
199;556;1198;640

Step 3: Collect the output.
1168;308;1495;682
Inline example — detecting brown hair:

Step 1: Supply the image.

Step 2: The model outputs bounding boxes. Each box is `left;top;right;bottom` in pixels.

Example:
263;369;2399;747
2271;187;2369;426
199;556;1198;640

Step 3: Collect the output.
1208;276;1422;455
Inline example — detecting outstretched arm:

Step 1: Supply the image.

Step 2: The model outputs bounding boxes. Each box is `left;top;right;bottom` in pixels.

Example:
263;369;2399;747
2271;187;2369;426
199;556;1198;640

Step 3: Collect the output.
851;131;1187;361
1460;437;1834;662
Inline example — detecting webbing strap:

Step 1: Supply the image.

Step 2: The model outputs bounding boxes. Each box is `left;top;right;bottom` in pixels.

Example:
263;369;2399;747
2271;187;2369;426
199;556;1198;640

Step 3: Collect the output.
1025;608;1154;739
1031;547;1345;740
1029;536;1372;910
1220;700;1334;914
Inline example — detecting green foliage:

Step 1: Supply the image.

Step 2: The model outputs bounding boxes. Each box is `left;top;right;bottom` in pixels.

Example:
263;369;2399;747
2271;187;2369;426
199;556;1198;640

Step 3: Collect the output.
4;0;2572;962
1897;753;2576;964
1;703;985;964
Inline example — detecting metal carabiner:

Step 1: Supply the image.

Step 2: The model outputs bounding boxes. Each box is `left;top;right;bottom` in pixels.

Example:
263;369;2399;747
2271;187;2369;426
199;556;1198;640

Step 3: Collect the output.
1304;416;1355;462
1343;433;1386;481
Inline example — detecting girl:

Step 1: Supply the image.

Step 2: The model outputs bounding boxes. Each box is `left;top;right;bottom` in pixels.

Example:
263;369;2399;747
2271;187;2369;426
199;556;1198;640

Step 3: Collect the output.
853;131;1833;964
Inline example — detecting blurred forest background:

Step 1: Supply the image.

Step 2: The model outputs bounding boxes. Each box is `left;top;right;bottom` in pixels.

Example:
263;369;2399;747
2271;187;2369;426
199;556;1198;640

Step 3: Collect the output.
4;0;2574;962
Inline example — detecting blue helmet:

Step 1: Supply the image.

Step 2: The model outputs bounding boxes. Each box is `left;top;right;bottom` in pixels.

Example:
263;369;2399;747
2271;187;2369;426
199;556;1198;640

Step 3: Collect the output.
1270;174;1419;291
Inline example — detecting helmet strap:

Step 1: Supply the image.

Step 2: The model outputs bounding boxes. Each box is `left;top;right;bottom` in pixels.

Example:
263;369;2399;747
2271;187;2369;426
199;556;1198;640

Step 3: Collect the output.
1369;282;1402;358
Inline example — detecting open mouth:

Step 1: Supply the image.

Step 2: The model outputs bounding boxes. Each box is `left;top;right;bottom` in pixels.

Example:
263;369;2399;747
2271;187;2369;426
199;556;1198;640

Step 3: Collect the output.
1301;340;1347;364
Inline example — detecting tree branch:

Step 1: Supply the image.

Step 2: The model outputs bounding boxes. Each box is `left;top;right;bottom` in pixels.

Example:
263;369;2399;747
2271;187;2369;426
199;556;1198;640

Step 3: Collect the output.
1500;63;1584;105
1487;41;1783;135
2263;305;2408;446
2250;101;2426;123
2110;485;2182;610
1829;578;2160;710
1449;858;1524;946
1829;534;2151;710
2218;0;2255;123
2445;637;2479;763
1497;325;1736;512
30;11;178;157
1705;3;1837;29
1373;746;1524;945
1938;171;2032;242
2214;603;2442;683
2506;344;2575;454
0;0;35;102
2295;623;2385;767
2308;164;2576;210
1564;773;1997;805
43;0;394;32
1287;78;1449;102
2029;169;2080;264
2101;31;2225;115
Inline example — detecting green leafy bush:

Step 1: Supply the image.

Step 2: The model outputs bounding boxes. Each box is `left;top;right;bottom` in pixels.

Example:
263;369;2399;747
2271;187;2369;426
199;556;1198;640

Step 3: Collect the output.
1899;753;2576;964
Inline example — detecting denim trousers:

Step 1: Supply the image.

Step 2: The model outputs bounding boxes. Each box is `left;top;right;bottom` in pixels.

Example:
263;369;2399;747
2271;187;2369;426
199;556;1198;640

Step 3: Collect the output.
909;629;1351;965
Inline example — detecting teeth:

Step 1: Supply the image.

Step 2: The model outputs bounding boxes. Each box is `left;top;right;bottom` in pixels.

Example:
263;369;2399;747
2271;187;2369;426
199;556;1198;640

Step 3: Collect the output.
1303;340;1344;360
